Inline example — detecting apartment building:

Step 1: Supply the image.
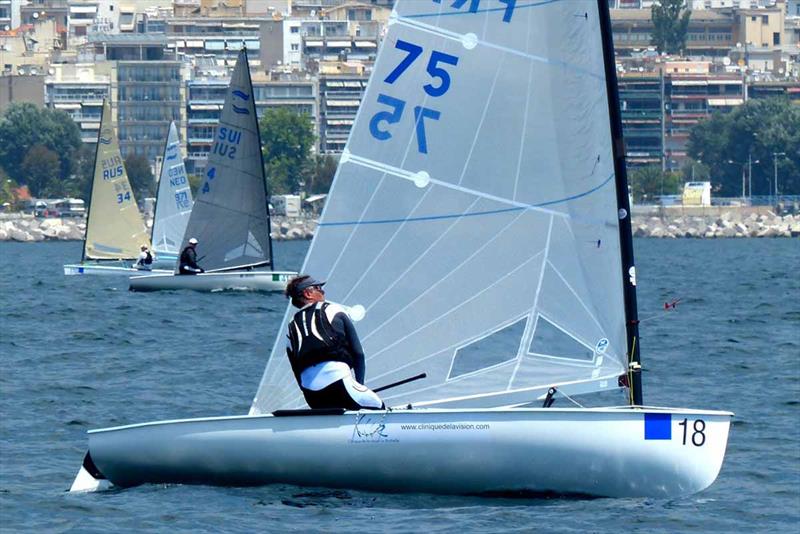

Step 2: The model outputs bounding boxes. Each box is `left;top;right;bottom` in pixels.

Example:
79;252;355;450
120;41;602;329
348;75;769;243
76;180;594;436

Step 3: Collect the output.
185;71;317;174
84;33;185;161
618;73;664;168
737;2;787;46
261;15;383;72
44;62;110;143
617;59;750;171
665;64;745;167
0;72;44;106
20;1;68;29
0;18;63;76
164;17;266;68
315;60;370;154
612;8;737;57
0;0;21;30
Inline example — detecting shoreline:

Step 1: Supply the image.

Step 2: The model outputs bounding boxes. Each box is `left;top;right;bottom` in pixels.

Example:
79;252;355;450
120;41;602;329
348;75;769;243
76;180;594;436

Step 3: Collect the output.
0;214;319;243
0;208;798;242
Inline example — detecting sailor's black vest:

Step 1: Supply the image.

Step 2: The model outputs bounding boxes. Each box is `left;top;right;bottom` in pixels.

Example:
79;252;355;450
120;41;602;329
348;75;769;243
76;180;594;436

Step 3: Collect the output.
287;302;353;380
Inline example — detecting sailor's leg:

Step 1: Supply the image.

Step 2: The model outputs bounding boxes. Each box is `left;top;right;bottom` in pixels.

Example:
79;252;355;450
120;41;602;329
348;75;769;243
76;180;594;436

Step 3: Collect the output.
342;376;384;409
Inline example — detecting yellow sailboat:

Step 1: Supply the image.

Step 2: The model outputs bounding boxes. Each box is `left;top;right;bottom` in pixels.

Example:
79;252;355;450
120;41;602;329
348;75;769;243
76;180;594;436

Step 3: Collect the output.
64;100;167;276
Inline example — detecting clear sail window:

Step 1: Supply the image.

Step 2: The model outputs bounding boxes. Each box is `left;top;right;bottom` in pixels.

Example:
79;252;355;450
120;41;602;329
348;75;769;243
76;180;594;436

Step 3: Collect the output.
528;316;594;362
448;318;526;380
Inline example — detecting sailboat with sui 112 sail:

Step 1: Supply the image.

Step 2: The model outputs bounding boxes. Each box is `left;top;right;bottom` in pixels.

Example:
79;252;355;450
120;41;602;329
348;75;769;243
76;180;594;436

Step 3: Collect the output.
63;100;170;276
72;0;731;497
129;49;296;292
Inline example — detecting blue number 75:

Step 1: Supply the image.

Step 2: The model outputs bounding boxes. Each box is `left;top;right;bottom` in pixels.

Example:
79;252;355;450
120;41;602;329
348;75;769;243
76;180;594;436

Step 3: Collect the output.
369;94;406;141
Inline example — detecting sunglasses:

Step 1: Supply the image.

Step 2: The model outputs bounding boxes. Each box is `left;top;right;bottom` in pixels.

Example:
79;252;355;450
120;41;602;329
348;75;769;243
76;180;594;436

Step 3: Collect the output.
306;285;324;293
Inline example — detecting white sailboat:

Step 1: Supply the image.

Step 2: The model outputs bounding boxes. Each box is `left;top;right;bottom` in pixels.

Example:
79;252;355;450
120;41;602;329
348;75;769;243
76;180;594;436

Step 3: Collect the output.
63;100;170;276
129;49;296;292
149;121;194;264
72;1;731;497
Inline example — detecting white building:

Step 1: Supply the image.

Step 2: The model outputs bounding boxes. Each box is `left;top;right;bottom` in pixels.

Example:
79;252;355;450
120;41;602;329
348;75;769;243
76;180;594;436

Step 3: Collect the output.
0;0;21;31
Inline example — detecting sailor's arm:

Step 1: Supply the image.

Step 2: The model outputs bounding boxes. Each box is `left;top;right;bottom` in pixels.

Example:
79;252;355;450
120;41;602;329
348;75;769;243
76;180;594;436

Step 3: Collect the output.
331;312;366;384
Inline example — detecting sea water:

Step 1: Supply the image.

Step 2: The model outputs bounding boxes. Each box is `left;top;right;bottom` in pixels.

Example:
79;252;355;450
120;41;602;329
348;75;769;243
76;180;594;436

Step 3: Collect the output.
1;239;798;532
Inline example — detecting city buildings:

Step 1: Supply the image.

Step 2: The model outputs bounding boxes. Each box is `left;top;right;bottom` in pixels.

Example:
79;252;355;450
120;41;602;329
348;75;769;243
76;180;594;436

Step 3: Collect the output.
185;69;317;174
0;0;21;32
0;0;795;180
44;62;109;143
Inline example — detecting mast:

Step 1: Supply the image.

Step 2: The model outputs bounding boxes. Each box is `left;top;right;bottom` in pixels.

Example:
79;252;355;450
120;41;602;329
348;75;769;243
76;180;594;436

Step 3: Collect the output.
597;0;642;405
79;98;106;264
245;46;275;269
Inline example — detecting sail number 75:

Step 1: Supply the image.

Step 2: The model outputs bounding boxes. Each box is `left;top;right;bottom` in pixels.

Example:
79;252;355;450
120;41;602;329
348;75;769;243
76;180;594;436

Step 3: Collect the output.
369;39;459;154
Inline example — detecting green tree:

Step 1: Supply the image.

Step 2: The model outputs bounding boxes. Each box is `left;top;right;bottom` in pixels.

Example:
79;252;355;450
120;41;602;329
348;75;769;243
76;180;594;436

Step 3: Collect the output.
0;103;82;188
188;172;205;197
0;167;18;209
687;98;800;196
71;144;96;200
651;0;691;54
21;145;60;197
681;159;710;183
259;108;316;195
124;154;155;200
628;165;681;203
304;154;339;195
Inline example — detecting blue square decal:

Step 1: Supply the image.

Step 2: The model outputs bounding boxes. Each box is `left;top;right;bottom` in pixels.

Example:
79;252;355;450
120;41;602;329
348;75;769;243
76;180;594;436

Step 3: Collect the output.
644;413;671;440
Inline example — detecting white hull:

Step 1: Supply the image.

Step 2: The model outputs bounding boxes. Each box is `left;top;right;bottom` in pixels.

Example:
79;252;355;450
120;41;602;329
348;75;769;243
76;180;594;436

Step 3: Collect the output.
128;270;297;292
75;407;732;498
64;264;172;276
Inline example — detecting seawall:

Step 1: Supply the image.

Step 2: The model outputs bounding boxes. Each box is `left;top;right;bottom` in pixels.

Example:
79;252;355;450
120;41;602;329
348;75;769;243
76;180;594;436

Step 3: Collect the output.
0;208;798;242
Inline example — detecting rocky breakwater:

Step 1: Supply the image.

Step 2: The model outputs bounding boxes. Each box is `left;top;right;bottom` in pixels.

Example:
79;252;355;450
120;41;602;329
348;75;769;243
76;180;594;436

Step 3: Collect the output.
632;211;800;238
0;213;319;242
0;214;85;242
269;215;318;241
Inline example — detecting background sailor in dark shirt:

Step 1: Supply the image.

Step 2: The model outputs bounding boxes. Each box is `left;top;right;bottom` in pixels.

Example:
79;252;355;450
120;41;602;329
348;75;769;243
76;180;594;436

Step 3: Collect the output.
178;237;204;275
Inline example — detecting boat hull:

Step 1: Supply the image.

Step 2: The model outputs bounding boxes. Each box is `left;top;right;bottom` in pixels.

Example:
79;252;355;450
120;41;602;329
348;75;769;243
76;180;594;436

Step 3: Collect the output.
81;407;732;498
64;264;172;276
128;270;297;292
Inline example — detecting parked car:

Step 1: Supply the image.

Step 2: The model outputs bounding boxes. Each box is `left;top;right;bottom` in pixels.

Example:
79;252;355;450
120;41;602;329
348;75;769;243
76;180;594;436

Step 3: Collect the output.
33;201;48;217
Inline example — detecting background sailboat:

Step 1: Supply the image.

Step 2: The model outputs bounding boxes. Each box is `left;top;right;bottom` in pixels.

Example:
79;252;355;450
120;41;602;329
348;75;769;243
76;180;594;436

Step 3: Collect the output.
129;49;296;292
64;100;168;276
72;0;730;497
149;121;193;264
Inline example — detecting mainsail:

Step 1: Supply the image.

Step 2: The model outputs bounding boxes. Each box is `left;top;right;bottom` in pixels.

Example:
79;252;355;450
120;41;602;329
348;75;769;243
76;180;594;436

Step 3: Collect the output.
178;49;273;273
252;0;634;413
151;122;193;256
83;99;149;261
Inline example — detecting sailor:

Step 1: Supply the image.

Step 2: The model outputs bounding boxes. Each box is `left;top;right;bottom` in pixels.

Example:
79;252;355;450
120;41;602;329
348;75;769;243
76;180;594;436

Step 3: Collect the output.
178;237;204;275
284;275;383;410
135;244;153;270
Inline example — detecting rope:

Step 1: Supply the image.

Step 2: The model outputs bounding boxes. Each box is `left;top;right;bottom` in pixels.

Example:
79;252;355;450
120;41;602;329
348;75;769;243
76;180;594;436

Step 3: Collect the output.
557;390;585;408
627;336;637;406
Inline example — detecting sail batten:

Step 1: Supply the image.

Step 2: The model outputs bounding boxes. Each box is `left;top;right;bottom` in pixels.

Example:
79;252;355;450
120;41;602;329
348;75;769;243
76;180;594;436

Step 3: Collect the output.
252;0;629;414
83;100;149;261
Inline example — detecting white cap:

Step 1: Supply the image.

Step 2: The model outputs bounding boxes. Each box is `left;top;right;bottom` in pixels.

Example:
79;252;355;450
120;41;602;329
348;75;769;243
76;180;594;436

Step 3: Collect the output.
188;237;198;245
